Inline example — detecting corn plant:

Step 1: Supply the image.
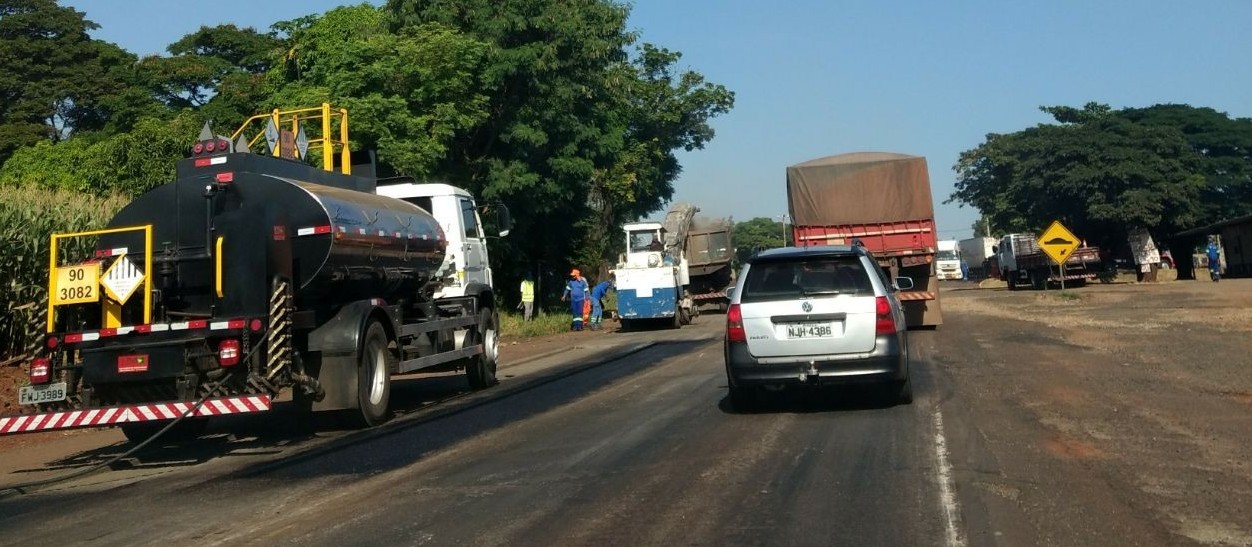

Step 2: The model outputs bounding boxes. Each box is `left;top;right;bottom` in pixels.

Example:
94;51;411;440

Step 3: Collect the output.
0;187;126;362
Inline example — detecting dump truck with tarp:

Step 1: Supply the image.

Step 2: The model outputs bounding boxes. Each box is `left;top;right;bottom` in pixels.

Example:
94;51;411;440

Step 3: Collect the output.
786;152;941;327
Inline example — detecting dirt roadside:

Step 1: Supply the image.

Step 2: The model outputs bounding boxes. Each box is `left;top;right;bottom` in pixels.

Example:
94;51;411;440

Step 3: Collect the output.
0;322;620;460
936;279;1252;546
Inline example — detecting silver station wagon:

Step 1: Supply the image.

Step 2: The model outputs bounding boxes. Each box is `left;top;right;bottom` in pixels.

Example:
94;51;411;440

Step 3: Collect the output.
723;245;913;410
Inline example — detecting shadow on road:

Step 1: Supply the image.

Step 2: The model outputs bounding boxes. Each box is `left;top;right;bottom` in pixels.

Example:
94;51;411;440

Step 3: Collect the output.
716;385;903;415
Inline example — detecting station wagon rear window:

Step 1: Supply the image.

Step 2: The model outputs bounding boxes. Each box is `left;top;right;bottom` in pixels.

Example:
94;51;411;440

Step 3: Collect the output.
741;256;874;302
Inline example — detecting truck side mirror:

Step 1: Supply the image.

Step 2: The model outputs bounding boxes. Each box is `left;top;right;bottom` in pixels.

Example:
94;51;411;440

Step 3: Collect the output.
991;245;999;254
481;202;513;237
894;276;915;291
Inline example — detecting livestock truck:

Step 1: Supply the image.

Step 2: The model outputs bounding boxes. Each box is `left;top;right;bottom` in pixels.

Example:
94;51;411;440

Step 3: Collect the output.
787;152;942;327
994;233;1101;290
958;236;997;279
1;105;510;441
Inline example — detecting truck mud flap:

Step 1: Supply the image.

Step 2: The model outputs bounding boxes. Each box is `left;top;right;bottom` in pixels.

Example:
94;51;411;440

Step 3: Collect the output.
0;395;271;436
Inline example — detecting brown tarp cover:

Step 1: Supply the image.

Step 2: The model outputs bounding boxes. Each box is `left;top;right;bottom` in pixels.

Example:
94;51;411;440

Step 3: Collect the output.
786;152;935;226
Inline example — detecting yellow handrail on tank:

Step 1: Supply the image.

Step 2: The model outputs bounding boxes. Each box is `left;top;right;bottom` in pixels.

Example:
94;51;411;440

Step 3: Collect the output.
47;225;152;333
230;103;352;175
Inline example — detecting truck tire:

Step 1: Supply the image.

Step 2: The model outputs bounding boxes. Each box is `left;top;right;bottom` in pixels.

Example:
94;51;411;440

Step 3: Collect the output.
1031;271;1046;290
121;418;209;445
466;307;499;390
357;321;394;427
1006;271;1018;291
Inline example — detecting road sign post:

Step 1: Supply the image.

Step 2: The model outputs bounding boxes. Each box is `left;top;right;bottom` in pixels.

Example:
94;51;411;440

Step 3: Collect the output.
1037;220;1080;291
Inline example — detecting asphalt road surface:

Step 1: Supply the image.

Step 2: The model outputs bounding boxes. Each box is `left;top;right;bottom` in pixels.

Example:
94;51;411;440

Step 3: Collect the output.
2;283;1249;546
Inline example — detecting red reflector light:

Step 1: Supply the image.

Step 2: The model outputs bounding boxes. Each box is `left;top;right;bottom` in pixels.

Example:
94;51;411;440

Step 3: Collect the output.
193;142;204;154
188;320;208;329
205;140;216;152
194;158;212;167
218;339;241;367
726;304;746;342
218;139;229;152
875;296;896;335
249;319;263;332
118;354;149;374
46;336;59;349
227;319;246;329
29;358;51;385
215;172;234;184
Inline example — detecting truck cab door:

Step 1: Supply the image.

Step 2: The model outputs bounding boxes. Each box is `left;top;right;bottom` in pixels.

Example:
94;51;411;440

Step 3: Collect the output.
459;197;490;287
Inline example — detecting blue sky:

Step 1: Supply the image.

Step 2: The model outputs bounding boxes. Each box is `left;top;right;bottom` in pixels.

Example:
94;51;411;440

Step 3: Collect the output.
66;0;1252;240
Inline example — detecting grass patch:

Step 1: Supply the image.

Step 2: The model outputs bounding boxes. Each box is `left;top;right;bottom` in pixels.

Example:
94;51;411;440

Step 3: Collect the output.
1054;291;1084;301
500;311;571;338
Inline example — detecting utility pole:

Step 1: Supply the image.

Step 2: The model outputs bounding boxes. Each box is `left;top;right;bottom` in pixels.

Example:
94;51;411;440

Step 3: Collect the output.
777;214;790;247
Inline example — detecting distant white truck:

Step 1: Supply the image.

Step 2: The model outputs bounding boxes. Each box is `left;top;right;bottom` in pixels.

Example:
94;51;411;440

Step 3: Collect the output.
958;237;997;279
936;240;963;280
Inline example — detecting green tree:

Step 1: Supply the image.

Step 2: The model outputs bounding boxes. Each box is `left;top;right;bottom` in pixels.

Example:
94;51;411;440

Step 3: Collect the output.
386;0;733;277
1117;104;1252;222
950;103;1207;249
0;0;150;162
268;5;491;177
0;110;206;195
732;217;785;263
139;24;283;128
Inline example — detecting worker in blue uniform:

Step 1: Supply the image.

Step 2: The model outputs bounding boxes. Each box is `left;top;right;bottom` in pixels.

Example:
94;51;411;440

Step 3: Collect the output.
589;276;615;330
562;269;590;330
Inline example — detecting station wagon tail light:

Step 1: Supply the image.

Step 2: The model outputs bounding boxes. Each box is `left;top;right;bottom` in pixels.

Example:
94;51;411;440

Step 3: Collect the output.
875;296;896;335
218;339;241;367
29;358;51;385
726;304;746;342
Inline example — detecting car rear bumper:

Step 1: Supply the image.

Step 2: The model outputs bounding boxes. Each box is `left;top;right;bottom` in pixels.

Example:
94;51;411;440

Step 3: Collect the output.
724;334;907;386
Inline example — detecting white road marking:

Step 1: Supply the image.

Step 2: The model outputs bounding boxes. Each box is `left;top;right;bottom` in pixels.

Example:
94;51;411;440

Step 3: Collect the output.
933;408;967;547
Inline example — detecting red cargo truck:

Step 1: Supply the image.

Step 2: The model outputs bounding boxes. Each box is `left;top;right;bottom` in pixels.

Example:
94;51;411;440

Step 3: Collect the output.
786;152;941;327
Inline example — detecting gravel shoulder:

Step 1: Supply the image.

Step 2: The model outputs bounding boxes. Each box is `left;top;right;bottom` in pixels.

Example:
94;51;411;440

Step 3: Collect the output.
937;279;1252;546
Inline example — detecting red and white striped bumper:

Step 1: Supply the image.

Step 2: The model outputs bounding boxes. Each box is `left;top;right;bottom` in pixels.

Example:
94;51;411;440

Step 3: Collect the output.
896;291;936;302
0;395;271;436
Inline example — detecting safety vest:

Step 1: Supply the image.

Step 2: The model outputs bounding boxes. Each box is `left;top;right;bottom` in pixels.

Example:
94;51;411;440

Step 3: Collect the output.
520;280;535;302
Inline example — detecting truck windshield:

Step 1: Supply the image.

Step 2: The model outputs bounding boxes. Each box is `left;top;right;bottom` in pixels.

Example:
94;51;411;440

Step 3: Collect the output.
629;230;662;252
937;250;959;261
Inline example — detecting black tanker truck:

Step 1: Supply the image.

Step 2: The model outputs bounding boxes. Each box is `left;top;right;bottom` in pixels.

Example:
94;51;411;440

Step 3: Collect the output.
1;106;509;441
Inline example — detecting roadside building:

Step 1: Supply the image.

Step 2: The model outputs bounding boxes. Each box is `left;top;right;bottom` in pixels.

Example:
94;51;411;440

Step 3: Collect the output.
1176;215;1252;277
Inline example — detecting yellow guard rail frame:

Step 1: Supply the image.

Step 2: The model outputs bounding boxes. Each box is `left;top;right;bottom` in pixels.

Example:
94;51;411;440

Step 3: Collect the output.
230;103;351;175
48;225;153;333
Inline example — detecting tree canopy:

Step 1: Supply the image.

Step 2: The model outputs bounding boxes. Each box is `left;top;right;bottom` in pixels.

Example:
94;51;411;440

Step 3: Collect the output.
0;0;735;284
732;217;786;264
950;103;1251;249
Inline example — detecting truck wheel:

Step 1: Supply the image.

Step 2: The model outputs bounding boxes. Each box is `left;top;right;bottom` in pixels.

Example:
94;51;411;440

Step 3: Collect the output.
1031;271;1046;290
1006;273;1018;291
121;418;208;445
466;307;498;390
358;321;394;427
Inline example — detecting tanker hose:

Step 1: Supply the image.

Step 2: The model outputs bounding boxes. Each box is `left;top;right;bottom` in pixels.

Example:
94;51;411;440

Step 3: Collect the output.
0;336;269;499
290;351;325;402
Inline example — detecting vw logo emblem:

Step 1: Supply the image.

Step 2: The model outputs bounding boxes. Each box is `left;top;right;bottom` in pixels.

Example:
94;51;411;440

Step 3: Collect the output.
801;301;812;313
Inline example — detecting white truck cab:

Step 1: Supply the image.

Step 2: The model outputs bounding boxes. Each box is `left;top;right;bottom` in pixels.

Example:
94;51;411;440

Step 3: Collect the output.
936;239;963;280
375;182;509;299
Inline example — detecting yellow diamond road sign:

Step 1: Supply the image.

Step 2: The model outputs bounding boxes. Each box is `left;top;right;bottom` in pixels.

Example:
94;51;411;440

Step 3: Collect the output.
1037;220;1080;265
